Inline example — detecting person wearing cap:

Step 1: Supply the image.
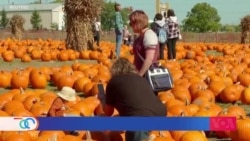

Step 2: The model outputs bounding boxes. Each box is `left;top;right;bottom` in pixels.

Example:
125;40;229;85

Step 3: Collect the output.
48;86;79;136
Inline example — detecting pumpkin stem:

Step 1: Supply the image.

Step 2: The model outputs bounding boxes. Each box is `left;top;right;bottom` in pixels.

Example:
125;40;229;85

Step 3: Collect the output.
20;87;25;94
232;101;237;105
159;131;164;137
232;102;238;106
32;99;38;104
50;135;57;141
239;115;245;120
66;71;73;76
41;112;48;117
235;81;241;85
197;85;202;90
223;71;227;77
185;98;190;105
218;109;227;115
147;134;156;141
205;77;211;84
199;69;205;73
85;131;93;141
201;131;206;136
180;112;185;117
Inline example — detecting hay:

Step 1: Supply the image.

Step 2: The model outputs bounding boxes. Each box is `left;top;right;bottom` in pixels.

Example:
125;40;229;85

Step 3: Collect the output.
241;15;250;44
9;14;25;40
64;0;103;51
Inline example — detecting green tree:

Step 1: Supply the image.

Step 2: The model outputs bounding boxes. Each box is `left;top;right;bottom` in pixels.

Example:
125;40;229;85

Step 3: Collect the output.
30;10;42;30
220;24;241;32
51;22;58;30
121;7;132;26
100;1;131;31
235;24;241;32
0;9;9;28
182;2;221;33
101;1;115;31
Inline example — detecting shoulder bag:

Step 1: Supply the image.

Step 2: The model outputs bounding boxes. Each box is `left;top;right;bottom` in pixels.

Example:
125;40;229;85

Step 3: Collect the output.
136;51;174;92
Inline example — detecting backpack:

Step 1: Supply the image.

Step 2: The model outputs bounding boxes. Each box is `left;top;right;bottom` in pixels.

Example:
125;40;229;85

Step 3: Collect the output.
151;22;167;43
158;26;167;43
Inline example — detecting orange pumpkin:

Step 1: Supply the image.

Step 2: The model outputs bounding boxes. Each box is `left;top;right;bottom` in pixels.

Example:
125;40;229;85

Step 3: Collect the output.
241;87;250;104
180;131;207;141
0;70;12;88
29;69;48;89
2;131;32;141
230;117;250;141
73;77;91;92
21;54;32;62
71;96;100;116
2;50;15;62
11;69;30;89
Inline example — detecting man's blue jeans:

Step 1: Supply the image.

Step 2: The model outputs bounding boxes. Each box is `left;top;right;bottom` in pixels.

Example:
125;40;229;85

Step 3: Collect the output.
115;29;123;58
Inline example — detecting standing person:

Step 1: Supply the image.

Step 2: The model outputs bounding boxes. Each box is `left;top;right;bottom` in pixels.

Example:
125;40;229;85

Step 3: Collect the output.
129;10;159;77
93;17;102;49
163;11;167;22
151;13;167;60
96;58;167;141
165;9;181;61
114;3;124;58
123;25;130;46
48;86;79;136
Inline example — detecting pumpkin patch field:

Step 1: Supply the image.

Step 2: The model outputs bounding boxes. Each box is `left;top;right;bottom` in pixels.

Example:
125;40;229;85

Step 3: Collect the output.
1;38;250;141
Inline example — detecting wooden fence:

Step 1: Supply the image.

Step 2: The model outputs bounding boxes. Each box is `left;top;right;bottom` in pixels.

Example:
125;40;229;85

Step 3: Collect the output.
0;30;242;43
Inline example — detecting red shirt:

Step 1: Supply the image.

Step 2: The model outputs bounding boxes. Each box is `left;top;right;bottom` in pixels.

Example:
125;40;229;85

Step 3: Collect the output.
48;97;66;117
133;34;159;71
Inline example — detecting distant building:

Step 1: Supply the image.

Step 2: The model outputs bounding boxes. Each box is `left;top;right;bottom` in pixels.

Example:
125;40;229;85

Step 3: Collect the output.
0;3;65;30
155;0;169;16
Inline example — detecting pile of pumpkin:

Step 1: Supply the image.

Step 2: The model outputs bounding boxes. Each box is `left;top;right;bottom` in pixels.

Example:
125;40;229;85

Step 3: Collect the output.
0;39;250;140
0;38;132;64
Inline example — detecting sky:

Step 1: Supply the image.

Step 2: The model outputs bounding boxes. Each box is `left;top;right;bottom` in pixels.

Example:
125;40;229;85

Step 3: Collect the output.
1;0;250;25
